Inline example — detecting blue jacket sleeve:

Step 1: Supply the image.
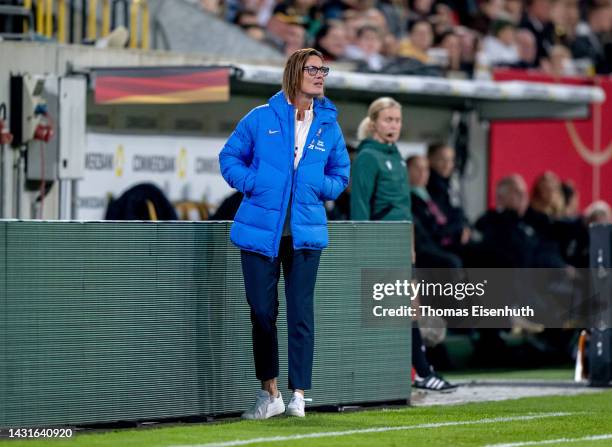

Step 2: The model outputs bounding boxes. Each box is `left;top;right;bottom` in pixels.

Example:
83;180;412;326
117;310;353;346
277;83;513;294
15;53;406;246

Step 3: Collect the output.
320;124;350;201
219;110;257;194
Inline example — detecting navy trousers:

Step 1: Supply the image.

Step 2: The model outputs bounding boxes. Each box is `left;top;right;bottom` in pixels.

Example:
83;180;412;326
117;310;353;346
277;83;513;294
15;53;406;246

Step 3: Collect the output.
241;236;321;390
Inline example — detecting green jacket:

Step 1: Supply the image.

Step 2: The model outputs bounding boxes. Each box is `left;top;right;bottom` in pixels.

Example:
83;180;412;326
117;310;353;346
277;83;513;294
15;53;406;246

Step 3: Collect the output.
350;138;412;221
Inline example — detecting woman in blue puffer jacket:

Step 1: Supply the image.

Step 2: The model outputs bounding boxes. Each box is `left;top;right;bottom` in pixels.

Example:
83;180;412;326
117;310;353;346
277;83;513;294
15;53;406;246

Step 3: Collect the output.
219;48;350;420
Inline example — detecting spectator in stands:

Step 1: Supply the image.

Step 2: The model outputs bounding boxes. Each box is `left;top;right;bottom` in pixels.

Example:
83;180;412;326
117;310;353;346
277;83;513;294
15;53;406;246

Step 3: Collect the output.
434;30;464;73
321;0;376;21
343;8;368;43
542;44;579;75
426;143;471;253
520;0;556;62
407;0;435;28
234;9;271;42
480;19;521;67
408;154;463;268
364;7;391;33
219;48;350;419
525;171;586;268
398;19;434;63
505;0;526;23
269;0;323;42
378;0;409;38
226;0;275;26
351;97;455;391
585;200;612;224
467;0;506;35
529;171;565;218
456;26;480;75
363;7;400;58
430;1;459;35
515;28;539;68
572;0;612;74
474;174;539;267
550;0;577;48
566;0;581;42
345;24;386;70
314;21;350;61
284;23;308;55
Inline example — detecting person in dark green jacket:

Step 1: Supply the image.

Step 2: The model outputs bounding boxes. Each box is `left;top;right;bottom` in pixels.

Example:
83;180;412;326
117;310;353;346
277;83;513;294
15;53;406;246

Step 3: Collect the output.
350;96;456;392
350;97;412;221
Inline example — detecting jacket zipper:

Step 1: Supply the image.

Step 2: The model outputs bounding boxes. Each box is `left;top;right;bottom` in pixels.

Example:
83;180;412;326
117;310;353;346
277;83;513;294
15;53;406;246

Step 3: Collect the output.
290;115;322;249
272;106;296;260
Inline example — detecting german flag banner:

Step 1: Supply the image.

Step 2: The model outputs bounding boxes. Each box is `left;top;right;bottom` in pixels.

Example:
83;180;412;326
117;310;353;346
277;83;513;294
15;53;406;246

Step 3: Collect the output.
94;66;230;105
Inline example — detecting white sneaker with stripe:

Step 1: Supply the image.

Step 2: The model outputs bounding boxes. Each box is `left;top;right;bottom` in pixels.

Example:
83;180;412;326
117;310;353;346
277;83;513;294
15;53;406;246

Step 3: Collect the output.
241;390;285;420
414;373;457;391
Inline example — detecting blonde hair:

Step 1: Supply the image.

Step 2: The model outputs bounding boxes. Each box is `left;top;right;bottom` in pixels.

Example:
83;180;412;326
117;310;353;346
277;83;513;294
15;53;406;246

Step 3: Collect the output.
357;97;402;141
282;48;324;104
530;171;565;217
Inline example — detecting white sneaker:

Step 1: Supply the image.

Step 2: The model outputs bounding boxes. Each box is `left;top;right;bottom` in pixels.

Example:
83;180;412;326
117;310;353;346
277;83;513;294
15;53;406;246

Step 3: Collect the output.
285;391;306;417
241;390;285;420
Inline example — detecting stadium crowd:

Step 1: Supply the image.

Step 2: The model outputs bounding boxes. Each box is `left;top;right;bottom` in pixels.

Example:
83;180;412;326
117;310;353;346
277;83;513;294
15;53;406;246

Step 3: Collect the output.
198;0;612;78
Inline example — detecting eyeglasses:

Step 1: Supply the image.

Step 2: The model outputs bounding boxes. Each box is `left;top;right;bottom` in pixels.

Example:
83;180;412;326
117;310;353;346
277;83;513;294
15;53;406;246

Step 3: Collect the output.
303;66;330;77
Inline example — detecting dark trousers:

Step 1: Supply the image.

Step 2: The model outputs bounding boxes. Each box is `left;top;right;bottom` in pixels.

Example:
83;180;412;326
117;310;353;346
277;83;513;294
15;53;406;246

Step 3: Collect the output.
241;236;321;390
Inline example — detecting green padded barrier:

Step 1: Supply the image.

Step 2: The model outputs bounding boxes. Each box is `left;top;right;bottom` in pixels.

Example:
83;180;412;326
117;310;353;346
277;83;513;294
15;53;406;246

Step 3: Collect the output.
0;220;411;428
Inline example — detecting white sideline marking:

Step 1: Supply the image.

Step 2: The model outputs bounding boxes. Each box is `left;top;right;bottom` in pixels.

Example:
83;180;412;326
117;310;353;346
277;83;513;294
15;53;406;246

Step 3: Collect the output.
484;433;612;447
170;412;575;447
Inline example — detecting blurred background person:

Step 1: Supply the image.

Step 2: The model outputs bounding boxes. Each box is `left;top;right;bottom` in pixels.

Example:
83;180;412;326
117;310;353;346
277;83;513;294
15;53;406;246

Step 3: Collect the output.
408;155;463;269
467;0;506;35
529;171;565;218
480;19;521;67
314;21;350;61
505;0;526;23
572;0;612;74
585;200;612;225
542;44;579;75
346;24;387;70
407;0;435;28
434;30;465;73
474;174;536;268
398;19;434;63
520;0;556;63
427;143;471;255
351;97;456;391
515;28;540;68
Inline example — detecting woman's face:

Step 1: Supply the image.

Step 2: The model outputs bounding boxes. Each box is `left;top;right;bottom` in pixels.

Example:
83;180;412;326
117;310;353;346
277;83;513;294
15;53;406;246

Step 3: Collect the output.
320;26;348;58
441;34;461;69
357;29;383;55
429;146;455;178
300;55;325;98
497;25;516;46
372;106;402;144
535;172;560;204
411;22;433;52
409;156;430;187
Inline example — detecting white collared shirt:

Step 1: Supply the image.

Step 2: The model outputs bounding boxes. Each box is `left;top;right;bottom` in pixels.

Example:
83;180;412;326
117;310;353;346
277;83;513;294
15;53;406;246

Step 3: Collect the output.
293;101;314;169
283;99;314;236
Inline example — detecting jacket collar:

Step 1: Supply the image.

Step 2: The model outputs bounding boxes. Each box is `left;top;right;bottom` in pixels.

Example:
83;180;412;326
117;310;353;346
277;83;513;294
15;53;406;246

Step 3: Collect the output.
358;138;398;155
269;90;337;124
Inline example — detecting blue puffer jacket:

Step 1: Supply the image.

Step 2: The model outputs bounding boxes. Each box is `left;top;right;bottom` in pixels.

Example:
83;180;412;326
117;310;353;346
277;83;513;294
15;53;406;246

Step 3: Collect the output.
219;91;350;258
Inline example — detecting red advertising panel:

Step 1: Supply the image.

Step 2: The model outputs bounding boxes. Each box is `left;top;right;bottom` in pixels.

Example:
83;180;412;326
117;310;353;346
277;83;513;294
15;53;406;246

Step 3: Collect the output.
490;70;612;211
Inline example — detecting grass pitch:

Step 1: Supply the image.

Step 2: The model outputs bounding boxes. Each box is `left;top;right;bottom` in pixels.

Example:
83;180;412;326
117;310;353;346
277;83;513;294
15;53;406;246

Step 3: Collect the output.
2;387;611;447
